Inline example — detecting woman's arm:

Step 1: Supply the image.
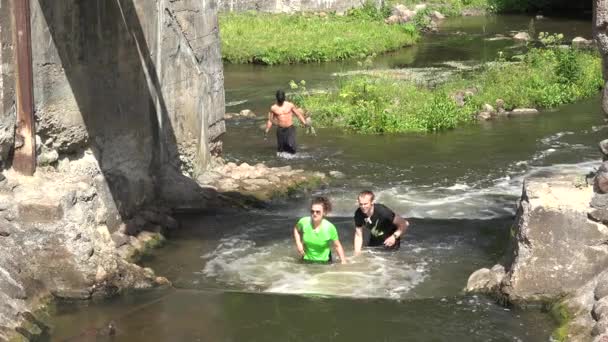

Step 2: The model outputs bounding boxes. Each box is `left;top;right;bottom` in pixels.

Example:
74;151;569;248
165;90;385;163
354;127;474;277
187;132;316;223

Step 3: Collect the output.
293;226;305;256
333;239;347;264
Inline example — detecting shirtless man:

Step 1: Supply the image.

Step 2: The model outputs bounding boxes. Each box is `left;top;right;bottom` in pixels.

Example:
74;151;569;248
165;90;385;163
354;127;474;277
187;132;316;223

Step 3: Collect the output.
264;90;308;155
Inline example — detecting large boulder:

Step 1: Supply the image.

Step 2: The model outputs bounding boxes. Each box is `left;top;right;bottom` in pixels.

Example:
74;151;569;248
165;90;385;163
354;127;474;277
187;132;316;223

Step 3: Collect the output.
0;159;171;339
500;174;608;303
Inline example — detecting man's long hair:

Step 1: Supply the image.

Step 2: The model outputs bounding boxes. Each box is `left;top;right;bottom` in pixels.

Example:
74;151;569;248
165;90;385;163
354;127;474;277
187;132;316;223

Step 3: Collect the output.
276;89;286;106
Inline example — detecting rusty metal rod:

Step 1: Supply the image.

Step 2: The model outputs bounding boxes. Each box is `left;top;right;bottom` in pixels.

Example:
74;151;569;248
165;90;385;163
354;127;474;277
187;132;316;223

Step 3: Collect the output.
12;0;35;175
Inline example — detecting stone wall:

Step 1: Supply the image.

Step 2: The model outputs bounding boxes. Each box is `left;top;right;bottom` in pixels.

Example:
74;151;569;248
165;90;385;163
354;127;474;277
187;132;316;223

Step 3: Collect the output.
21;0;225;214
595;0;608;116
0;0;225;339
0;1;15;166
0;0;226;212
218;0;381;14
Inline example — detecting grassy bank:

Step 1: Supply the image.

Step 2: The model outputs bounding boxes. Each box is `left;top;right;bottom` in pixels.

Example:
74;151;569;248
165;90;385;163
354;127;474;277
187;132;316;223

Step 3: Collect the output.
394;0;490;16
219;8;418;65
219;0;590;65
296;47;602;133
393;0;589;14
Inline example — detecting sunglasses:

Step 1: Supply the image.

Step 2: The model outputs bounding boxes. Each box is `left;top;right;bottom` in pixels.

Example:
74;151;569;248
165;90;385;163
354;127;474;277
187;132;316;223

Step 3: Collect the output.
310;209;323;214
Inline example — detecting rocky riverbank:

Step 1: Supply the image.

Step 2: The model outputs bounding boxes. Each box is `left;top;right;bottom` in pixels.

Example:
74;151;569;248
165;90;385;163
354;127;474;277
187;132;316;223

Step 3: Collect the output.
465;168;608;341
0;149;326;340
0;151;168;340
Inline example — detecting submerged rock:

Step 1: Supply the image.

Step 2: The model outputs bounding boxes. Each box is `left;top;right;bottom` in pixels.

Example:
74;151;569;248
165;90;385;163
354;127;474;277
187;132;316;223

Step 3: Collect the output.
513;32;531;41
572;37;593;48
508;108;539;116
194;157;327;205
465;264;505;294
329;171;345;179
476;111;492;121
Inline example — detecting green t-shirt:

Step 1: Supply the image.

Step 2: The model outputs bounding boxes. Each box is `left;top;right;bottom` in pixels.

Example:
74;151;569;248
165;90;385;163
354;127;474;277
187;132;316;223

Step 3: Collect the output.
296;217;338;262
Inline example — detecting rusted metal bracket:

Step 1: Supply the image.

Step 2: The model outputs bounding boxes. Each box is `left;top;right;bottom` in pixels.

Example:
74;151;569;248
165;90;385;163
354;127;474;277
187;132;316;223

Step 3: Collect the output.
12;0;35;176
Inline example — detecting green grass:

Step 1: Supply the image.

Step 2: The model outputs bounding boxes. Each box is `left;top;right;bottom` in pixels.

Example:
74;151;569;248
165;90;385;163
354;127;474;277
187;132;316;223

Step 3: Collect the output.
219;10;418;65
392;0;491;16
386;0;585;14
296;47;602;133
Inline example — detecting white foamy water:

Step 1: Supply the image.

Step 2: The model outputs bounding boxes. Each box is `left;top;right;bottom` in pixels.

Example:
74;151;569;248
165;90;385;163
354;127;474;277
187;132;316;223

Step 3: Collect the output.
361;160;596;220
200;131;599;299
322;129;600;220
276;152;314;159
202;235;428;299
323;160;597;221
225;99;248;107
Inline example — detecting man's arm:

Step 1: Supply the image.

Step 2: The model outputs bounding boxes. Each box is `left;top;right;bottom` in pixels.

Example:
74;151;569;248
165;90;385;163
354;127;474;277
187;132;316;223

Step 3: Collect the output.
392;214;409;238
383;214;410;247
354;226;363;256
292;105;307;126
265;111;274;135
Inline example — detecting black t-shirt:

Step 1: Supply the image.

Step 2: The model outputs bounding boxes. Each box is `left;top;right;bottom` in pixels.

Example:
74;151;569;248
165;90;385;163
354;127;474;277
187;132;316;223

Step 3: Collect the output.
354;203;399;247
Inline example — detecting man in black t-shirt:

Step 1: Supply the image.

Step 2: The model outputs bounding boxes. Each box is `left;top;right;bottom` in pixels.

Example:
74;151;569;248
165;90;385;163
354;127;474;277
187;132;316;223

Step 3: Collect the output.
354;190;410;255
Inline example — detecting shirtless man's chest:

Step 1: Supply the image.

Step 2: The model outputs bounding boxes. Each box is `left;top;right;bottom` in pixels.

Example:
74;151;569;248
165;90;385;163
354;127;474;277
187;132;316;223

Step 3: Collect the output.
271;103;295;128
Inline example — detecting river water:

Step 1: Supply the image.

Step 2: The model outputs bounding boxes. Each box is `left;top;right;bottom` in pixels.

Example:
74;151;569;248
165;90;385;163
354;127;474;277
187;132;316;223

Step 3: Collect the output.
48;14;598;342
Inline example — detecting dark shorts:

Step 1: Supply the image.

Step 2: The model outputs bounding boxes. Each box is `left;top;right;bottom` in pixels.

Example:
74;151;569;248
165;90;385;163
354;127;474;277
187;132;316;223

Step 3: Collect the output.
276;126;296;154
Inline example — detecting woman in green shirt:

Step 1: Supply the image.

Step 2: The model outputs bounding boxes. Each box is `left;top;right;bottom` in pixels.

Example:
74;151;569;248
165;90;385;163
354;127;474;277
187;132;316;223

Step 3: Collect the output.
293;197;347;264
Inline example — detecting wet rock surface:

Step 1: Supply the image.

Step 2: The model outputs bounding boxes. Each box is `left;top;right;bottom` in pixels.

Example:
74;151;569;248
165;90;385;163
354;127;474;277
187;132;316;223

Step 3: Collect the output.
467;170;608;341
465;265;505;294
502;175;605;303
0;153;174;341
0;152;327;339
195;157;327;206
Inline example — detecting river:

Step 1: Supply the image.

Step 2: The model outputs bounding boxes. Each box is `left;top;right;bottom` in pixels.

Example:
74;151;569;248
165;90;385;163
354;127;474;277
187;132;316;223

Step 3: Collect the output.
48;14;597;341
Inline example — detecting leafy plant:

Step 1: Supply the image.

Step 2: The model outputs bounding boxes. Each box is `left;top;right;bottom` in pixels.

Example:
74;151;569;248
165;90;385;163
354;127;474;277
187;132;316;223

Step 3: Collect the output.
347;1;391;20
538;32;564;48
289;80;309;106
555;48;581;85
413;8;433;29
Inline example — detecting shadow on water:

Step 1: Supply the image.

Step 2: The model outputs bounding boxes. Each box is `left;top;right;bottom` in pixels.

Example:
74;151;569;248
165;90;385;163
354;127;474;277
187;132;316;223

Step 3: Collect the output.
49;287;555;342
